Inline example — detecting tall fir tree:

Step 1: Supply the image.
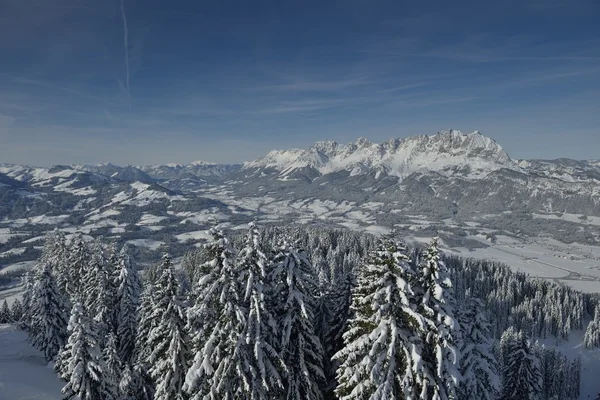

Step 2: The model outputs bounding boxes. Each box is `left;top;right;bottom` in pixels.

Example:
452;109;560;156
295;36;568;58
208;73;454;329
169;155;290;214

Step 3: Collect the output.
41;230;69;299
130;277;158;400
272;239;325;400
114;245;142;364
584;304;600;348
458;296;500;400
11;298;24;322
58;302;116;400
66;233;90;300
83;241;113;339
334;237;426;400
102;332;121;399
21;264;41;332
324;272;354;396
499;328;542;400
0;299;11;323
185;228;238;397
183;229;248;399
236;222;285;399
146;254;190;400
186;229;235;352
29;261;69;361
415;238;460;400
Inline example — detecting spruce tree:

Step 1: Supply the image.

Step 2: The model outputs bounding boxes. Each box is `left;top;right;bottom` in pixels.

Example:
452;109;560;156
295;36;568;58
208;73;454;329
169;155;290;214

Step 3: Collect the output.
41;230;69;298
146;254;190;400
84;241;112;337
272;239;325;400
29;261;69;361
236;222;285;399
458;297;500;399
499;328;542;400
584;304;600;348
415;238;460;400
66;233;90;300
58;302;115;400
134;283;155;364
114;245;141;364
325;272;354;394
0;299;11;323
20;267;39;332
183;230;248;399
186;228;236;361
11;298;23;322
334;237;425;399
102;332;121;399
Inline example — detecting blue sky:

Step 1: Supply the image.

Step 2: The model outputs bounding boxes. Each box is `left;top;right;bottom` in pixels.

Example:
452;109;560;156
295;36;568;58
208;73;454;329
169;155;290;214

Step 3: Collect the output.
0;0;599;165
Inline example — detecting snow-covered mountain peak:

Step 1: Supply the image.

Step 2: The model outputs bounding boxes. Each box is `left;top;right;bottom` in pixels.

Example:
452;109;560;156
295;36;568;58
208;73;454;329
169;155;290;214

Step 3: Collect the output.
310;140;339;154
403;130;512;164
244;130;520;179
189;160;217;166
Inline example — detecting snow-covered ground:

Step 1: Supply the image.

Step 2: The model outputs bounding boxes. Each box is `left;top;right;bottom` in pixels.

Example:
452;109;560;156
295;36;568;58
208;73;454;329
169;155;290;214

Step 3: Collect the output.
444;237;600;293
0;324;63;399
175;230;212;242
126;239;165;251
539;328;600;399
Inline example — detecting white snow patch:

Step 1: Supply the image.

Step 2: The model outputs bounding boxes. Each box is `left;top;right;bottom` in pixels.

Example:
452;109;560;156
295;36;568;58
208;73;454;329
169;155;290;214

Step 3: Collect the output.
0;324;64;399
127;239;165;250
175;231;212;242
138;213;169;225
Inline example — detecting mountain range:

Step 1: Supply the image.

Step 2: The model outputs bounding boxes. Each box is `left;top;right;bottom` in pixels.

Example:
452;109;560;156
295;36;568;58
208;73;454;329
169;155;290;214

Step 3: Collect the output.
1;130;599;266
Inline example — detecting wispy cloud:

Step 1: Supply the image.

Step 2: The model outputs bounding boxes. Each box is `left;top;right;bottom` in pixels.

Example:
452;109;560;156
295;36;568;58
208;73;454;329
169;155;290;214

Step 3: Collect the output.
248;76;371;92
378;82;432;93
0;72;121;107
120;0;131;99
253;98;352;114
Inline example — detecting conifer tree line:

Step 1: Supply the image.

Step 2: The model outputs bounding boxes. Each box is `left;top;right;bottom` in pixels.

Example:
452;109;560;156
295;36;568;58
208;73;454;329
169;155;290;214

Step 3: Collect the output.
11;225;591;399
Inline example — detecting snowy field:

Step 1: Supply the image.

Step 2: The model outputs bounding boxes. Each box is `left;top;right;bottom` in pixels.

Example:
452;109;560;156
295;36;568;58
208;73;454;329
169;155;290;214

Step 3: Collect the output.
0;324;63;399
442;237;600;293
1;321;600;399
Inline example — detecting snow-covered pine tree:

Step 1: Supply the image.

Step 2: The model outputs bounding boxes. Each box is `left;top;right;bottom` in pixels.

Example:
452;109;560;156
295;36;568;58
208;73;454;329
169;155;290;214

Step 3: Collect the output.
66;233;90;300
272;238;325;400
324;271;354;394
236;222;285;399
584;304;600;348
58;302;115;400
102;332;121;399
11;298;23;322
185;228;240;398
83;241;113;338
334;237;425;400
134;283;154;363
0;299;11;323
186;228;235;352
415;238;460;400
458;296;500;400
29;261;69;361
130;263;162;400
499;328;542;400
313;283;332;396
183;230;249;399
20;265;40;332
114;245;142;364
41;230;69;297
119;363;142;400
146;253;190;400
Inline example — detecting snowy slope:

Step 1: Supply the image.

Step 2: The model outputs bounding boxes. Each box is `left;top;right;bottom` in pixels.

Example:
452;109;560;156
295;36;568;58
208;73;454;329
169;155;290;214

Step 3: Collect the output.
243;130;521;179
0;324;64;399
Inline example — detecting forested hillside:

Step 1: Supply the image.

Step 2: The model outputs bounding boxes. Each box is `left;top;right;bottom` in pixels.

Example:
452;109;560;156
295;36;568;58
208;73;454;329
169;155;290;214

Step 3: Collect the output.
5;224;597;399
